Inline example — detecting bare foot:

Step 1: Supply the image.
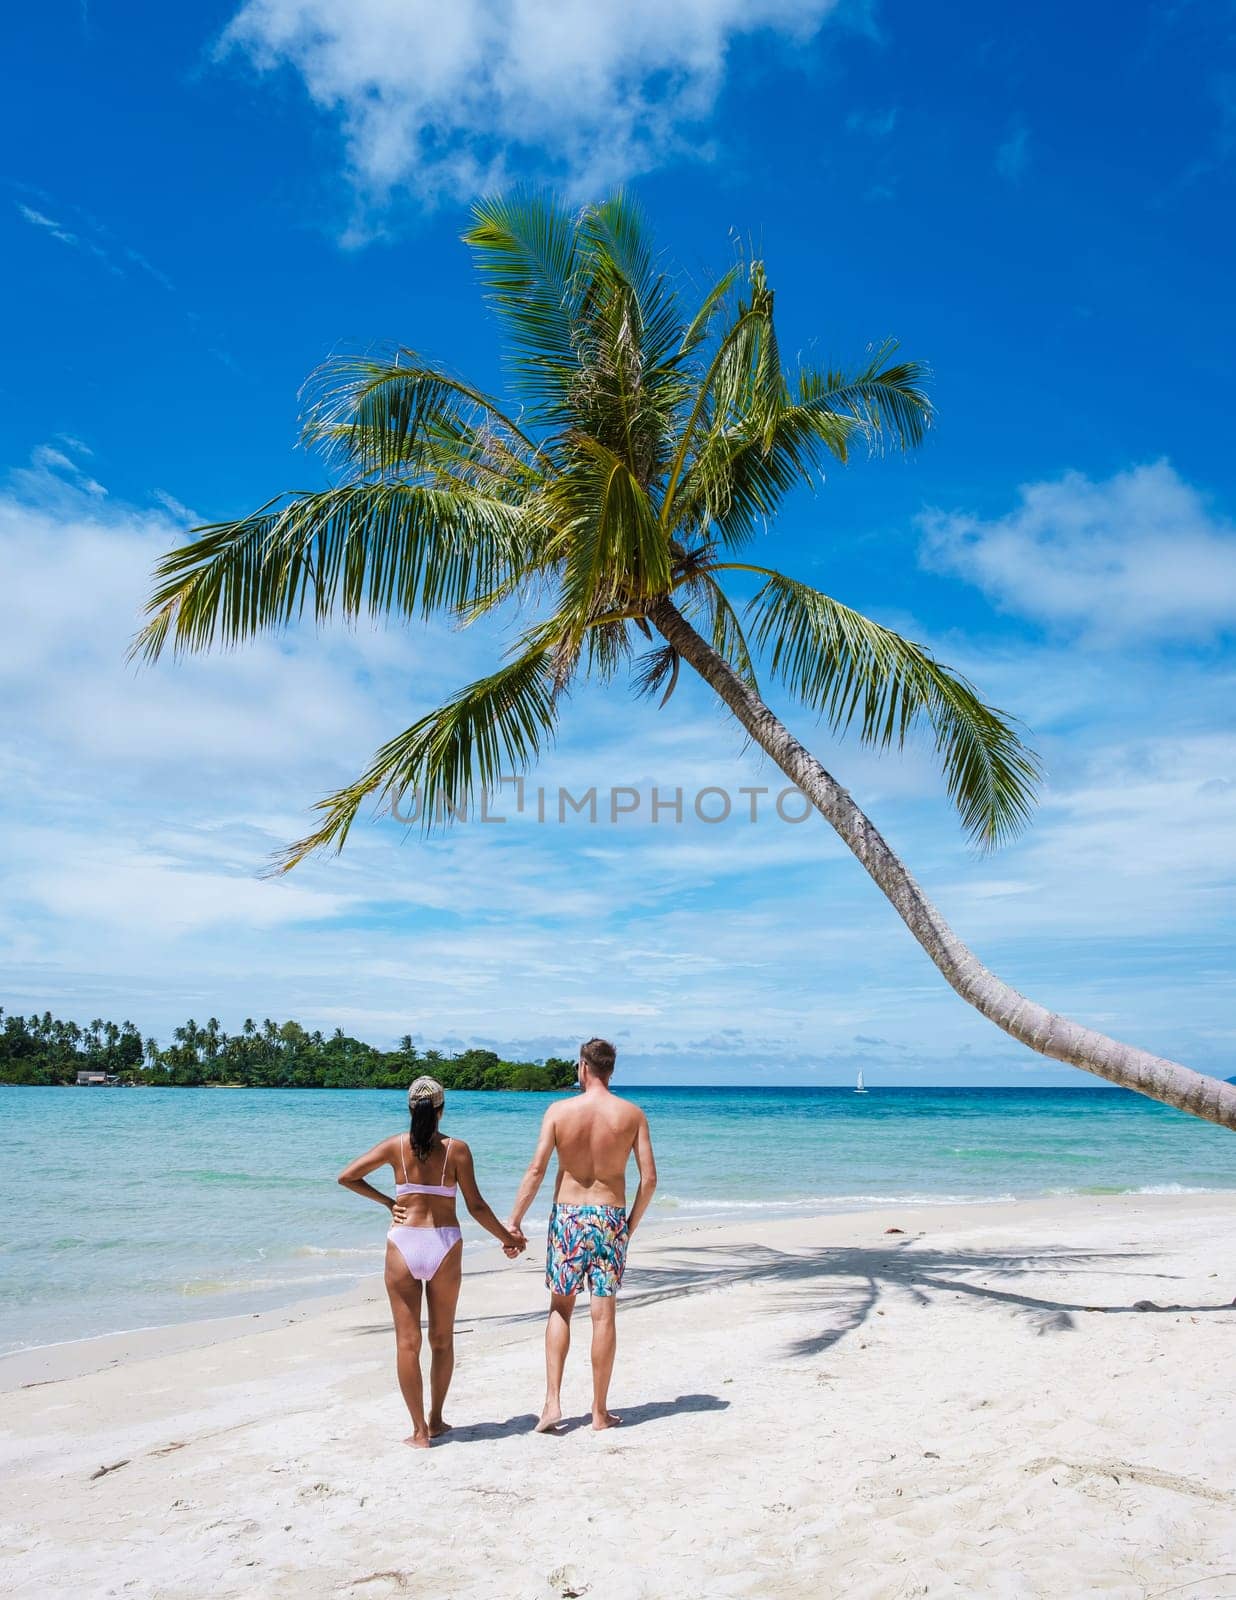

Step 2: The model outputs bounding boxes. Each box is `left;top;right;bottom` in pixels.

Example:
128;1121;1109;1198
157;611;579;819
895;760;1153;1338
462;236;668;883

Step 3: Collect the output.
592;1411;622;1431
534;1406;565;1434
428;1418;452;1439
403;1431;431;1449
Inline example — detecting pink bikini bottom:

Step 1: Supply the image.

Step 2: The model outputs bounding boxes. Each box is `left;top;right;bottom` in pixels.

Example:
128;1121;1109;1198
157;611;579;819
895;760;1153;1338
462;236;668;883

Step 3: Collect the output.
387;1225;462;1282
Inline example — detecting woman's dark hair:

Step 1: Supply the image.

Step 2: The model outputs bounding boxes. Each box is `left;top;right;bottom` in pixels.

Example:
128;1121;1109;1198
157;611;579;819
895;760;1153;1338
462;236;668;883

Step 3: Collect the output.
409;1099;438;1161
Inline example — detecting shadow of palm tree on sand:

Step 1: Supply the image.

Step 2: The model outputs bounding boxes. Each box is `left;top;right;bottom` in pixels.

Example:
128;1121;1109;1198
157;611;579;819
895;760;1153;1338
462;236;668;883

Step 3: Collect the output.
451;1237;1233;1359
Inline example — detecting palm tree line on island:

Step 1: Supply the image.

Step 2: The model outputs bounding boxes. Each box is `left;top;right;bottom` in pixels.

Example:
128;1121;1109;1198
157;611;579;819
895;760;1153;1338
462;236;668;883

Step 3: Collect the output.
133;192;1234;1131
0;1007;575;1091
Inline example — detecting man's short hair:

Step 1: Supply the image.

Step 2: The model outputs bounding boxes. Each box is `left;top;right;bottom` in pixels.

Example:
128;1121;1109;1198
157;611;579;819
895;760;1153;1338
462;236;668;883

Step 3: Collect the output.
579;1037;617;1078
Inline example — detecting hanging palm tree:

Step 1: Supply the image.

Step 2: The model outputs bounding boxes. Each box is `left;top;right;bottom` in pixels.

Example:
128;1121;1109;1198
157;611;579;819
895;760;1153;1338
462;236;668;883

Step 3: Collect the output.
134;192;1234;1131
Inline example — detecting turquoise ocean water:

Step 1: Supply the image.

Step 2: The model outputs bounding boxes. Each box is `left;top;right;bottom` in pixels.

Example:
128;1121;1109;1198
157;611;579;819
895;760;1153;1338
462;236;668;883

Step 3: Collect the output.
2;1083;1233;1355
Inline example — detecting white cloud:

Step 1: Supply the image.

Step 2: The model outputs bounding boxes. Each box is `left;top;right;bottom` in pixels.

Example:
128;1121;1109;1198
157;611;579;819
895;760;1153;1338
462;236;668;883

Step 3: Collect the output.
17;204;79;247
10;829;350;934
918;460;1236;644
13;197;174;287
220;0;846;212
933;730;1236;940
19;442;107;499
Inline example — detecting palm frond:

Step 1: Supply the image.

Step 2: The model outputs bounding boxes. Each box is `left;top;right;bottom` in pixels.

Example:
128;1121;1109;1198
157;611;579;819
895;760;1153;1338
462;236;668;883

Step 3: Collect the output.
678;264;741;358
671;331;930;551
275;647;557;870
669;398;855;548
700;575;759;691
739;569;1041;846
464;192;584;423
300;350;544;479
131;484;532;661
669;339;931;548
661;261;778;529
580;192;684;380
799;342;932;453
566;194;691;484
632;643;680;705
550;436;671;641
583;617;635;685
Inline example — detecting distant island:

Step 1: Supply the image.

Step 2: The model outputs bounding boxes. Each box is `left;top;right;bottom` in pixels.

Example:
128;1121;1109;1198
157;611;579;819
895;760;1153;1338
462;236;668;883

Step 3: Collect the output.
0;1008;576;1092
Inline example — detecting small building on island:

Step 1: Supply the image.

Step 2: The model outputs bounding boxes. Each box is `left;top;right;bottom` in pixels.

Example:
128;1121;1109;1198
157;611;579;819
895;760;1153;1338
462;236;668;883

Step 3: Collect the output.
75;1069;119;1086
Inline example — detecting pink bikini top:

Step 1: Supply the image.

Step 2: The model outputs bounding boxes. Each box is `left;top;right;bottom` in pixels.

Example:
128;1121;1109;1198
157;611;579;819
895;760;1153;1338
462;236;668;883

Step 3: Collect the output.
394;1135;457;1198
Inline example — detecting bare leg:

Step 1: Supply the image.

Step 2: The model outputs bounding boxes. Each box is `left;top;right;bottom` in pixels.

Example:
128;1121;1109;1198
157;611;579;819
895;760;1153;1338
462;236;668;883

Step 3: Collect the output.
589;1294;620;1430
384;1243;429;1447
537;1291;575;1432
424;1238;463;1437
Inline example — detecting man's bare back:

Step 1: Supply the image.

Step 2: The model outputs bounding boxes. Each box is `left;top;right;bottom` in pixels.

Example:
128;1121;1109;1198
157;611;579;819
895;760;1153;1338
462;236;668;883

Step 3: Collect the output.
550;1092;646;1208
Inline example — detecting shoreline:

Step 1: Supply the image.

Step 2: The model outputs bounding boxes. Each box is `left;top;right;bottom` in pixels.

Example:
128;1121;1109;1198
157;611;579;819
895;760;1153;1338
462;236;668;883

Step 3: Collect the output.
5;1180;1235;1375
4;1189;1233;1391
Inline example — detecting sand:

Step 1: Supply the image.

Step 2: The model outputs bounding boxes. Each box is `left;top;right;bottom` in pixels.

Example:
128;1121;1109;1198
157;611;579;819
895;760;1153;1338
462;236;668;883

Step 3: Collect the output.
3;1193;1235;1600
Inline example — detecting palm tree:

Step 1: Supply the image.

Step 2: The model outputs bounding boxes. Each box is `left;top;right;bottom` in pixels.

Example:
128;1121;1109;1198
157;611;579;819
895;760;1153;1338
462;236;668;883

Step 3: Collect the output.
134;193;1234;1131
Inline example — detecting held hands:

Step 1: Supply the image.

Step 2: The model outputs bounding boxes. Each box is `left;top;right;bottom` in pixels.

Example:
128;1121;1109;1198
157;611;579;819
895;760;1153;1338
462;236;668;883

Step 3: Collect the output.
390;1195;527;1257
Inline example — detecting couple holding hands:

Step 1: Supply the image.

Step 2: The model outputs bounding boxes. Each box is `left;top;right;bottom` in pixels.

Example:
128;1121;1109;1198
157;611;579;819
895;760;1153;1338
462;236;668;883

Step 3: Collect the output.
339;1038;657;1446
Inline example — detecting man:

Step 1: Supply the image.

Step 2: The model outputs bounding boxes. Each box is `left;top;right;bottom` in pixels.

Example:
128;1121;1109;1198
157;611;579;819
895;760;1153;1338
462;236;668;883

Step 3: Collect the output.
507;1037;657;1432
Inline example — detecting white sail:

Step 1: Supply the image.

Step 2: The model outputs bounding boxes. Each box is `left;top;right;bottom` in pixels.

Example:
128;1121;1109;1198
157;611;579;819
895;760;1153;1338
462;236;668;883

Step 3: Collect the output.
855;1068;868;1094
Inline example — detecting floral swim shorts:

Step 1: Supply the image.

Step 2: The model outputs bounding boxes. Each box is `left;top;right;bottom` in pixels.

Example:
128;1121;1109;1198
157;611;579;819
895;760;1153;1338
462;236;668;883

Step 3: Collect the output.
546;1203;628;1297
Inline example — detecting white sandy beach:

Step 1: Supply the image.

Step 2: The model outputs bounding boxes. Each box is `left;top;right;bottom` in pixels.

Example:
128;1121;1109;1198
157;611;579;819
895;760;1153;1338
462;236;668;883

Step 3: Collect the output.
3;1193;1235;1600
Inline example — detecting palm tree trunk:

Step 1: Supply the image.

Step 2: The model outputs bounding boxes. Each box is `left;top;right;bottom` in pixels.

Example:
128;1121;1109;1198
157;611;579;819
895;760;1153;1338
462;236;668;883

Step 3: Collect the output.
648;595;1236;1131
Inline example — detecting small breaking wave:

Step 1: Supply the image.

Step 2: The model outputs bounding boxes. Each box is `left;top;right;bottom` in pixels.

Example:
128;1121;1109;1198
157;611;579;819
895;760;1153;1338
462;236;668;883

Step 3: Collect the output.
1133;1182;1220;1195
168;1170;284;1187
655;1191;1019;1213
1050;1182;1224;1197
292;1244;375;1259
179;1269;363;1297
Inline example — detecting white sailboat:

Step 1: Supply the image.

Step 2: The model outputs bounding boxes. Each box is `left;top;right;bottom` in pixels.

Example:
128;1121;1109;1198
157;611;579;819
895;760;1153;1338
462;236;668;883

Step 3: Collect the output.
854;1068;869;1094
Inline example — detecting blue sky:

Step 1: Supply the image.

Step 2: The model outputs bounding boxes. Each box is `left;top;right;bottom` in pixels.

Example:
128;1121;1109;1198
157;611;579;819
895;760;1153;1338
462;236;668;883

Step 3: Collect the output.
2;0;1234;1083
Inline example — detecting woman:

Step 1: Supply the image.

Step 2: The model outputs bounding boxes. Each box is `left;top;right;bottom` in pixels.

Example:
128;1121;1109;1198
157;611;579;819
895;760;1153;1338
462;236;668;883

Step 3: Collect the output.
338;1075;523;1447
